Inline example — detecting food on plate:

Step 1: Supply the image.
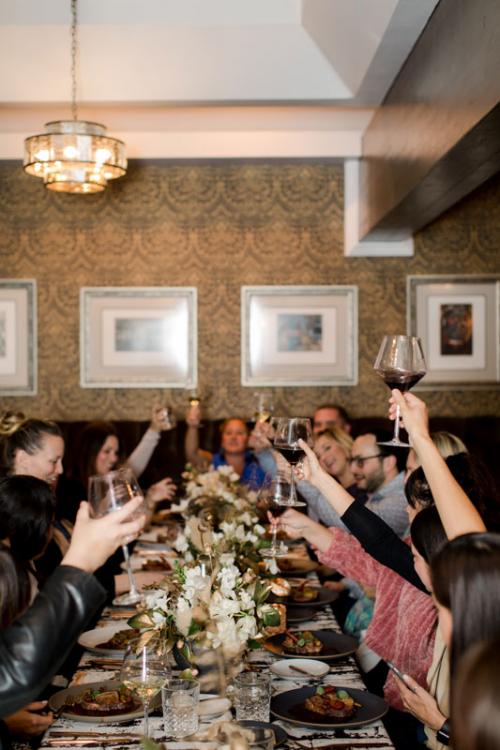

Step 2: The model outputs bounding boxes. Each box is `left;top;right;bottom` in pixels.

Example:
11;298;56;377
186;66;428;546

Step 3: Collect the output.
304;686;361;719
97;628;141;650
269;577;292;597
289;582;319;603
282;630;323;655
140;557;171;572
63;685;140;716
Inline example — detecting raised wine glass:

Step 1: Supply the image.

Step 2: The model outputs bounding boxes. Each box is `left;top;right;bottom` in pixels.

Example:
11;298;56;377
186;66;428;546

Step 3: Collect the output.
258;473;293;559
373;334;427;447
272;417;313;506
252;391;274;424
88;466;147;606
120;645;170;737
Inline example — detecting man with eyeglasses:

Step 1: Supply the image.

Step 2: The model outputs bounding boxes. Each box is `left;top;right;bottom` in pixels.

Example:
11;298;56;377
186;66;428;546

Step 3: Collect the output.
349;433;409;538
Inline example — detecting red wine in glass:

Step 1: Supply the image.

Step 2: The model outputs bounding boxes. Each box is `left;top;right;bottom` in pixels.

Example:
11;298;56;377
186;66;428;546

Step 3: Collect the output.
373;335;426;447
274;445;306;465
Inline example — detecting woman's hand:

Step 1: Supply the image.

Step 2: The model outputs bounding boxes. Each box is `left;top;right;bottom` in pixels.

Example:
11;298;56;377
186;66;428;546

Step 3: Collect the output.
296;439;328;487
277;508;314;540
4;702;54;737
396;673;446;730
248;422;273;453
389;391;430;444
146;477;177;505
61;498;146;573
150;404;169;433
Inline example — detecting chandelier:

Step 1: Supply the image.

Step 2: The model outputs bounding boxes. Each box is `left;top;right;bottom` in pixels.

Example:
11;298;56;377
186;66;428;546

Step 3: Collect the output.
23;0;127;194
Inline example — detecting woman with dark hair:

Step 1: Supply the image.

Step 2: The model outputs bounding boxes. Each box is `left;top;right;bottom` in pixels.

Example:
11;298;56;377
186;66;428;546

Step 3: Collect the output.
452;636;500;750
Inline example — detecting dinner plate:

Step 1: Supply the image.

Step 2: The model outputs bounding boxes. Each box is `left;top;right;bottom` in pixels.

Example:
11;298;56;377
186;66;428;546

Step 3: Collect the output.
78;623;137;656
120;556;172;573
263;630;357;661
197;697;232;718
271;587;339;609
237;721;287;747
270;658;329;681
48;680;161;724
135;530;170;551
270;685;388;730
286;606;316;623
277;558;319;576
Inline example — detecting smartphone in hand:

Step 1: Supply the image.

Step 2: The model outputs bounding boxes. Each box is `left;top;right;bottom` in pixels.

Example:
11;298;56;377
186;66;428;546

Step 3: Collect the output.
386;660;417;694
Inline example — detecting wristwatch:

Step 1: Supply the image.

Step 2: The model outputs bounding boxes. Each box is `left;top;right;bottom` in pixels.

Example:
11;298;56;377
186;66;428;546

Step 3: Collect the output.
436;718;451;746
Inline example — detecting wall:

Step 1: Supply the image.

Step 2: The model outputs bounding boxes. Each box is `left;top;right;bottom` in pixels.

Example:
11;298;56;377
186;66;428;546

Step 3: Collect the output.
0;160;499;421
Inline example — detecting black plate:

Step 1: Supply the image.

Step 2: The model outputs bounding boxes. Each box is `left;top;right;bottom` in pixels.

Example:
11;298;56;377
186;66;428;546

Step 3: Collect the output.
237;720;287;747
48;680;161;724
271;587;339;609
286;606;316;623
264;630;357;661
271;686;388;730
277;559;319;576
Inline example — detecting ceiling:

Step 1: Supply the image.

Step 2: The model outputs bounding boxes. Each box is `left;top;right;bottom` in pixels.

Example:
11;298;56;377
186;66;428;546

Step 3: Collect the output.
0;0;440;161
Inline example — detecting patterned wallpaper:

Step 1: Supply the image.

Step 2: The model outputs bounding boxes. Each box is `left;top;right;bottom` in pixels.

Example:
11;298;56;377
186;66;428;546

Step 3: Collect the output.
0;160;499;421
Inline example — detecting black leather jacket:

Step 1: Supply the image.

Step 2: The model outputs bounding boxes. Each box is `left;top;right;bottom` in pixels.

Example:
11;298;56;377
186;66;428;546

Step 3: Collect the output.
0;565;106;718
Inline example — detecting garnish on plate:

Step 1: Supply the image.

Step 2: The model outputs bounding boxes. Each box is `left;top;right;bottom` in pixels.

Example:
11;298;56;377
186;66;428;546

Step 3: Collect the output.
304;685;361;719
282;630;323;655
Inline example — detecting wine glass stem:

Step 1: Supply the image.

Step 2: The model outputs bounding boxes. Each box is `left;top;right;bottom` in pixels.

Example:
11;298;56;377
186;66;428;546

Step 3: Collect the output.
143;699;150;737
289;468;298;504
271;522;278;553
122;544;140;598
393;403;401;443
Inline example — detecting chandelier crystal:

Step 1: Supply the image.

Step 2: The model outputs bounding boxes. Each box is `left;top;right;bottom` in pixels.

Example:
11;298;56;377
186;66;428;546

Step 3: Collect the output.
23;0;127;194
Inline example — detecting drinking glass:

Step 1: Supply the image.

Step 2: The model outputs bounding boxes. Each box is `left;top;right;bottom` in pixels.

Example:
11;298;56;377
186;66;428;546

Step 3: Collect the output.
273;418;313;505
373;335;427;447
162;678;200;738
232;672;272;722
88;466;146;606
159;406;177;431
258;473;292;559
252;391;274;423
120;646;169;737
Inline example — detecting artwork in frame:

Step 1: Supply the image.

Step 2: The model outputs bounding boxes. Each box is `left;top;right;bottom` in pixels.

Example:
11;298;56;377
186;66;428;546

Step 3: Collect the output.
407;275;499;389
80;287;197;388
0;279;37;396
241;285;358;387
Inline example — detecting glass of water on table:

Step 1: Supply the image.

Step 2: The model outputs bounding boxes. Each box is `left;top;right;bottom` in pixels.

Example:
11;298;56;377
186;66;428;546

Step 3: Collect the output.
232;672;272;722
162;678;200;738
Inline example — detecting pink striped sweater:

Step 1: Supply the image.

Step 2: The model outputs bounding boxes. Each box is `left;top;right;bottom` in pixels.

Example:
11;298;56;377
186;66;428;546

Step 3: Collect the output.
318;527;437;710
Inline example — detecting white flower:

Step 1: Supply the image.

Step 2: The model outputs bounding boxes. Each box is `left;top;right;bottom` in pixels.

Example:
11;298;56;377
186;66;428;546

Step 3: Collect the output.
209;591;241;619
174;533;189;553
217;564;240;596
238;589;255;612
183;566;211;603
237;614;258;641
175;597;193;636
143;589;170;611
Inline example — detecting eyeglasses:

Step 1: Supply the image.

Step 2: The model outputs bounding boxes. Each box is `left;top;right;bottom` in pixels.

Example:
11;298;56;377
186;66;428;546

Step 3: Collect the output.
349;454;382;468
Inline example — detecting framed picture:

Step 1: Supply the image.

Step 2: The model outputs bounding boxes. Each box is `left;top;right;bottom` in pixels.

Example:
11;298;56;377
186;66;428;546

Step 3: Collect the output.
241;285;358;386
80;287;197;388
0;280;37;396
407;275;499;389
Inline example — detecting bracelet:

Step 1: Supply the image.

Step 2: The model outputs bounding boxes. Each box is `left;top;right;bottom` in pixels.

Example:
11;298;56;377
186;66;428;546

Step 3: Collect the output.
436;718;450;745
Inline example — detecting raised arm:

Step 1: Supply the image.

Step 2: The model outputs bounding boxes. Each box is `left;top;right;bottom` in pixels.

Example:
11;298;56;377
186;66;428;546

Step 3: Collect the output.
184;403;212;470
126;404;165;477
390;390;485;538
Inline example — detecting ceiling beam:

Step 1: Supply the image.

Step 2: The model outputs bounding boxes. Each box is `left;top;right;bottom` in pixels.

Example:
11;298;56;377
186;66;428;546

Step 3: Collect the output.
358;0;500;240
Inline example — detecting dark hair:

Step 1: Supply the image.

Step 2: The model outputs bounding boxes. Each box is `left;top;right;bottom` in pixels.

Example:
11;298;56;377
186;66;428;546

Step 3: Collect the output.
405;453;500;531
73;421;121;490
0;412;62;474
219;418;249;436
0;475;56;561
431;532;500;675
314;404;350;426
0;542;31;628
373;431;408;473
410;505;447;564
452;637;500;750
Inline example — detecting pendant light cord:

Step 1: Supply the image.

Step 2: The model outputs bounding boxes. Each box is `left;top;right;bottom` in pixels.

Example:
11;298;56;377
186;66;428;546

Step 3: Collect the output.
71;0;78;121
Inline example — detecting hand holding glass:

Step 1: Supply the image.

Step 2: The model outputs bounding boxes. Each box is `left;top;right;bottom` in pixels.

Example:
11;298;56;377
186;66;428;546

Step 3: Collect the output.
88;467;146;606
273;418;313;505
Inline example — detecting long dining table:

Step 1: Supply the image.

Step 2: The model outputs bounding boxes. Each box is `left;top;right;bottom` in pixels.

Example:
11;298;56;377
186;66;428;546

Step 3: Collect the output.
41;527;395;750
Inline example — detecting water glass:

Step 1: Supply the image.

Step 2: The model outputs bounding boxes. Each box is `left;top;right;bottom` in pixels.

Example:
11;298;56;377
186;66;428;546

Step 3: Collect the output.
232;672;272;722
162;678;200;738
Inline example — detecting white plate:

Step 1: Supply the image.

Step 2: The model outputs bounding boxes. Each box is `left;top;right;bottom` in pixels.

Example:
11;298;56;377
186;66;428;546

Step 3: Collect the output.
270;658;329;680
78;623;135;656
197;697;231;718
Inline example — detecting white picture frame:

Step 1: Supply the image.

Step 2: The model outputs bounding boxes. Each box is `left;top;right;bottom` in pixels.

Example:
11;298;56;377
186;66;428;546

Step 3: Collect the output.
0;279;37;396
407;275;499;389
80;287;197;388
241;285;358;386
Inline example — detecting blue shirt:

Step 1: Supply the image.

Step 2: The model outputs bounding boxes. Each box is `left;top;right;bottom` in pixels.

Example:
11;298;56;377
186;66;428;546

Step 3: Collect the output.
212;449;266;490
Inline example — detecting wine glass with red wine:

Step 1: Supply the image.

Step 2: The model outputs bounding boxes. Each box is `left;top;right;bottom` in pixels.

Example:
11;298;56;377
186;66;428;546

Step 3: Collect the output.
258;473;293;559
273;417;313;505
373;335;426;447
